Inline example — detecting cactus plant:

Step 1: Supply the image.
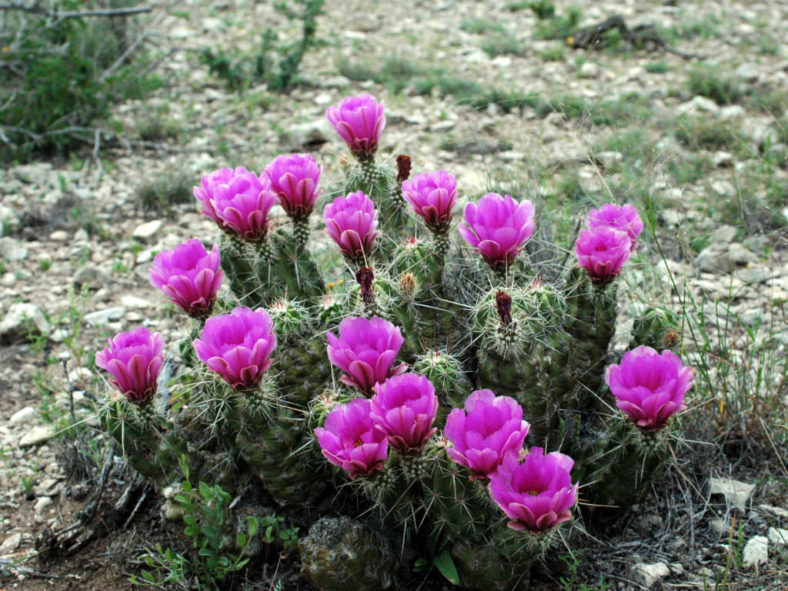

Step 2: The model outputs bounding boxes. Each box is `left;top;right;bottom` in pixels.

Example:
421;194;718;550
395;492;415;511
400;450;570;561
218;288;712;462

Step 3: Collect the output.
94;93;695;590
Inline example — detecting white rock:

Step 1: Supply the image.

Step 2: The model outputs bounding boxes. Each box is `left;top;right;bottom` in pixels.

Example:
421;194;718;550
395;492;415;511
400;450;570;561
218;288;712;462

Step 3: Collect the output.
759;504;788;519
727;243;757;266
34;496;53;516
0;533;22;553
73;265;109;290
0;237;28;261
285;119;331;151
0;303;51;344
718;105;746;121
735;63;759;83
84;307;126;327
632;562;670;587
768;527;788;547
695;246;733;274
49;230;68;242
742;536;768;567
713;151;734;167
9;406;36;426
710;225;738;245
132;220;163;241
580;62;599;78
709;477;755;512
12;162;53;183
121;295;153;309
19;425;56;447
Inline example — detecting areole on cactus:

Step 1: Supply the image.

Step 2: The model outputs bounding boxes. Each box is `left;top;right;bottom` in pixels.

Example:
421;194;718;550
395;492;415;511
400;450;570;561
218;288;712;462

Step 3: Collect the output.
92;91;695;591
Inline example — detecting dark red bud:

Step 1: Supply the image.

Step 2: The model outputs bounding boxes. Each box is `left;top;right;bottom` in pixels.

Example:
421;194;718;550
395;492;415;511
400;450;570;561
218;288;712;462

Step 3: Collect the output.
496;291;512;327
396;155;412;184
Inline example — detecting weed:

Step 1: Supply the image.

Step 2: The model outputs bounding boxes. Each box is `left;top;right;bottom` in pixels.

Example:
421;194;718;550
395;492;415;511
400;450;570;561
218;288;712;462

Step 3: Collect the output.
527;0;556;20
687;66;744;105
201;0;324;92
534;6;582;41
645;60;670;74
21;475;35;493
136;170;194;215
460;18;505;35
674;115;739;151
481;33;524;57
132;457;261;590
0;0;161;161
39;259;52;272
0;258;7;275
137;114;182;142
539;45;566;61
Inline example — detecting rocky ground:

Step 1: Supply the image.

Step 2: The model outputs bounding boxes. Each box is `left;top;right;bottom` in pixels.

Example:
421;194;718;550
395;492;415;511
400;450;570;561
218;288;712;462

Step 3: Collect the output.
1;0;788;588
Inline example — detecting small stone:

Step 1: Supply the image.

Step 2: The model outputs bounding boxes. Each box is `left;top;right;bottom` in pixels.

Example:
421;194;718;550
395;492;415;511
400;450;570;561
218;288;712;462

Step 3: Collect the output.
768;527;788;547
0;237;28;261
710;225;737;244
632;562;670;588
49;230;68;242
11;162;53;183
709;477;755;512
0;303;51;344
579;62;599;78
660;209;682;227
19;425;56;447
695;246;733;274
727;243;757;266
319;75;351;88
0;533;22;553
734;63;759;83
686;96;719;114
132;220;163;241
84;307;126;327
121;295;153;309
742;536;768;567
34;496;53;516
73;265;109;290
713;151;734;167
67;367;93;387
9;406;36;426
284;119;331;151
718;105;746;121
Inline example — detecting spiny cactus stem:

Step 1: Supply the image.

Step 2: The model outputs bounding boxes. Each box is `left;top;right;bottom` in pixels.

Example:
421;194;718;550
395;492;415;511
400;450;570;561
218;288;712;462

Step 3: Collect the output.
359;158;381;186
432;231;450;261
254;238;274;265
293;217;310;250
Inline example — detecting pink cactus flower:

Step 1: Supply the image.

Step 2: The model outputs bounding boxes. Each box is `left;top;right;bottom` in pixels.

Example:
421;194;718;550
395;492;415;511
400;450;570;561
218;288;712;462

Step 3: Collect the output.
575;226;632;283
96;327;164;404
193;167;277;243
371;373;439;452
149;239;223;320
401;170;457;234
458;193;536;272
193;306;277;391
323;191;380;264
264;153;322;221
326;316;406;395
315;398;388;478
444;389;530;478
489;447;578;533
325;93;386;160
605;345;693;431
587;203;644;248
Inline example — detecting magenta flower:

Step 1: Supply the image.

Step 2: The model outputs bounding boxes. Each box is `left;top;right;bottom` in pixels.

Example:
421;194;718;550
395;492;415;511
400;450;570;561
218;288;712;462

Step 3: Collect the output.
96;327;164;404
458;193;536;272
575;226;632;283
323;191;380;264
401;170;457;234
325;93;386;160
444;390;530;478
587;203;644;248
193;306;277;391
149;239;223;320
264;153;322;221
193;167;277;243
489;447;578;533
605;345;693;431
326;316;406;395
315;398;388;479
371;373;439;452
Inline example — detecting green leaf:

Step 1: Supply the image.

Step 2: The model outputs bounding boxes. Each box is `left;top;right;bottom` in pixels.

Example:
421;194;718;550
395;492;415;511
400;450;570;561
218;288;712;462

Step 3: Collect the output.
434;550;460;586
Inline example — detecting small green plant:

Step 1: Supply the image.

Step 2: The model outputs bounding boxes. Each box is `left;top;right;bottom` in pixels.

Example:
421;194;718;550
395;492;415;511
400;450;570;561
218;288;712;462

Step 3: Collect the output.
481;32;525;57
539;45;566;61
0;0;161;161
259;514;299;550
460;18;505;35
645;60;670;74
133;457;260;590
201;0;324;92
21;474;35;494
39;259;52;272
535;6;582;41
687;65;744;105
136;170;194;214
528;0;556;20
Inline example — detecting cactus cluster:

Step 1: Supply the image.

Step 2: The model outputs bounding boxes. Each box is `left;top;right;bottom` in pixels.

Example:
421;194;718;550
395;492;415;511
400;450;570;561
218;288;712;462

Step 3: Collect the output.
95;92;694;590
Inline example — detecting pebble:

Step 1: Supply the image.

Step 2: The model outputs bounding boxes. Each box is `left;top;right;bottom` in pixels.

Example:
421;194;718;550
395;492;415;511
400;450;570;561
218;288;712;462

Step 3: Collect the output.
34;496;53;516
49;230;69;242
84;306;127;327
0;237;28;261
632;562;670;587
742;536;768;567
0;302;51;344
768;527;788;547
121;295;154;309
709;477;755;512
73;265;110;290
9;406;36;426
0;533;22;554
132;220;164;241
19;425;56;447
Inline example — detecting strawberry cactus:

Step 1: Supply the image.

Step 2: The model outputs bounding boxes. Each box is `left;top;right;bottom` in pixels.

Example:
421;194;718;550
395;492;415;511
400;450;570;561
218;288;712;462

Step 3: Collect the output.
94;93;694;590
